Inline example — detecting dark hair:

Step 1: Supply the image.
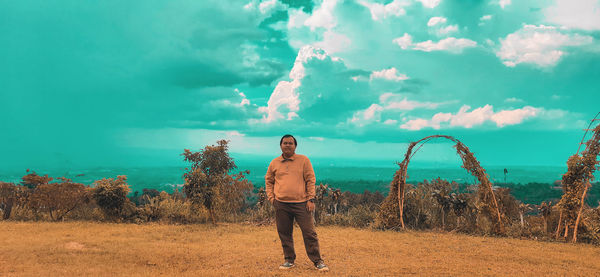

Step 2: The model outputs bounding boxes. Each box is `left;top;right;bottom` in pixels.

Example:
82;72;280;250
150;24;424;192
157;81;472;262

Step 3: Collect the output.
280;134;297;146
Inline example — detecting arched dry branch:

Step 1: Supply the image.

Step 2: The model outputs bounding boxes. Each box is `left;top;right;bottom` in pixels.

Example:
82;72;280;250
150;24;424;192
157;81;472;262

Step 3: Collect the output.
379;135;504;234
556;113;600;243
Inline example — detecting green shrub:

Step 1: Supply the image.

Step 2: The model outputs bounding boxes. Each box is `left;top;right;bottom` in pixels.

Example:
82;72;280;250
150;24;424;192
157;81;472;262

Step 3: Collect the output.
92;175;130;221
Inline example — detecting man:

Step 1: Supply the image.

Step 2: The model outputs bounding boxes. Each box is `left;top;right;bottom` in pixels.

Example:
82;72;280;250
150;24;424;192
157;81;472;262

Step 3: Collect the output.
265;134;329;272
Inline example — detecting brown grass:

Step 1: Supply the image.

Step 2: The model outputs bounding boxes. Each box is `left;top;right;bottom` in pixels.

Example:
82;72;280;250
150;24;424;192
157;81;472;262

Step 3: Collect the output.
1;222;599;276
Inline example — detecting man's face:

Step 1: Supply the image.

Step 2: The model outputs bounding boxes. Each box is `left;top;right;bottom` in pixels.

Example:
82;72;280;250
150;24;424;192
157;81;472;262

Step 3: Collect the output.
280;137;296;157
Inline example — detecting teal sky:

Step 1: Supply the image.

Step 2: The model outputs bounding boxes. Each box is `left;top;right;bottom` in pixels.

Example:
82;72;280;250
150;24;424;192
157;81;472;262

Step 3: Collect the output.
2;0;599;170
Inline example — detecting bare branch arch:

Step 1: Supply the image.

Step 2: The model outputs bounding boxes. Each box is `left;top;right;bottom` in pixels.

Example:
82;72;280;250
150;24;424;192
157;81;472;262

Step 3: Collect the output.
387;135;504;233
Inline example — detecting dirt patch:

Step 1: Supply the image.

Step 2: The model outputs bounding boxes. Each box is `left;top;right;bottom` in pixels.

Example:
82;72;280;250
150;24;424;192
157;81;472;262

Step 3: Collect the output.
65;242;85;251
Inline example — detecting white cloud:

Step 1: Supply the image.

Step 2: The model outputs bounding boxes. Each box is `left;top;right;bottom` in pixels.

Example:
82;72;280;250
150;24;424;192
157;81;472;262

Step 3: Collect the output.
545;0;600;31
385;98;443;110
401;113;451;130
394;34;476;53
499;0;511;9
259;0;281;14
504;97;523;103
383;119;398;125
313;30;352;54
479;15;492;26
244;0;286;15
417;0;442;9
496;24;593;67
370;67;409;81
350;104;384;126
427;16;447;26
412;37;477;53
288;9;310;29
359;0;409;21
400;105;542;130
350;94;451;127
259;46;330;122
449;105;494;128
379;93;451;111
392;33;413;50
437;24;458;35
304;0;338;30
491;106;539;127
551;94;561;100
235;88;251;106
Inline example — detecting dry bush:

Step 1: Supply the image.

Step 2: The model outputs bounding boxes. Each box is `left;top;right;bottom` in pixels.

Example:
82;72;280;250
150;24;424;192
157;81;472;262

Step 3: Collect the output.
213;171;253;222
321;204;377;228
247;189;275;225
28;178;89;221
578;206;600;245
92;175;131;221
140;191;208;224
374;184;402;230
20;171;52;189
556;122;600;242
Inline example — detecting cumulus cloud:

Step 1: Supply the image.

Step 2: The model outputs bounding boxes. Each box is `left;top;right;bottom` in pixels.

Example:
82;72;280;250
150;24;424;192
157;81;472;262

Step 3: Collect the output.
427;17;457;36
350;93;452;127
479;15;492;26
313;30;352;54
359;0;409;21
380;93;449;110
304;0;338;30
288;8;311;29
412;37;477;53
496;24;593;67
437;25;458;35
400;105;542;130
417;0;442;9
491;106;539;127
258;45;377;126
258;0;286;14
235;88;251;106
427;16;447;26
350;104;384;126
259;46;329;122
370;67;409;81
393;34;476;53
545;0;600;31
392;33;413;50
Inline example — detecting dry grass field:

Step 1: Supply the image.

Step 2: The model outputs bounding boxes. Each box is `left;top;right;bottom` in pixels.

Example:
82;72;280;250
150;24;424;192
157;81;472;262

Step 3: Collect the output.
1;222;600;276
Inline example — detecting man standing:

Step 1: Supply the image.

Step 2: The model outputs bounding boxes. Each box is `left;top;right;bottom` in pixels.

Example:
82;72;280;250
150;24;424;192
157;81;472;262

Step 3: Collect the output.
265;134;329;271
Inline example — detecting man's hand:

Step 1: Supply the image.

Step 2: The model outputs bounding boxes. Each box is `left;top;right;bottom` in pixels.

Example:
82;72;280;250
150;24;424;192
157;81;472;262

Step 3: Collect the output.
306;201;315;212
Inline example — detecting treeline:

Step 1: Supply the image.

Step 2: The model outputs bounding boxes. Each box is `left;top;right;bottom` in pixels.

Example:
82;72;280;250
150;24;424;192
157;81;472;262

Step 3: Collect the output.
1;140;600;245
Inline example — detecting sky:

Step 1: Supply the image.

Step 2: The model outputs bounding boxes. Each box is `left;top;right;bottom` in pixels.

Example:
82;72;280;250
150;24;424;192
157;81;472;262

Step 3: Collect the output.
1;0;599;170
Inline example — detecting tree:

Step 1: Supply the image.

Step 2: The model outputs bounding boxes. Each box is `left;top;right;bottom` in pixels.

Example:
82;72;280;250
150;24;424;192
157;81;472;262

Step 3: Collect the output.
182;140;239;224
92;175;130;220
29;177;89;221
0;182;17;220
21;170;53;189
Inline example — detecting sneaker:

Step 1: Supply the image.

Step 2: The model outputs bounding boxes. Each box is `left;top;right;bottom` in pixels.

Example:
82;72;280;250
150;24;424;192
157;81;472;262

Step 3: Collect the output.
315;261;329;272
279;261;295;270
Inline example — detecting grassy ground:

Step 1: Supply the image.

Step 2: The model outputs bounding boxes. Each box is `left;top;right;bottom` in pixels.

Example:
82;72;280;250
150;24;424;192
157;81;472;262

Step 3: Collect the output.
1;222;600;276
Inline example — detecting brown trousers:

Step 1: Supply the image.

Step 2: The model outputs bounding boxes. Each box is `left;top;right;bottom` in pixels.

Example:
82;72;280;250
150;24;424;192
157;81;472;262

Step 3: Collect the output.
274;200;322;265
